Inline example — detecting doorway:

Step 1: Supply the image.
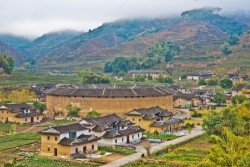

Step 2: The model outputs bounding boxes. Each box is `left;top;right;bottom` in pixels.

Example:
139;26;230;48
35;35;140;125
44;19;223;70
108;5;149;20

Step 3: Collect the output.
127;135;130;144
31;117;34;123
83;146;86;154
54;148;57;156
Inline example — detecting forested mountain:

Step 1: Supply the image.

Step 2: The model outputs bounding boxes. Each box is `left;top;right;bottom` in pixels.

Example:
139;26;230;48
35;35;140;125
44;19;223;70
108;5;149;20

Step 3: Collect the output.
0;34;30;51
0;41;26;65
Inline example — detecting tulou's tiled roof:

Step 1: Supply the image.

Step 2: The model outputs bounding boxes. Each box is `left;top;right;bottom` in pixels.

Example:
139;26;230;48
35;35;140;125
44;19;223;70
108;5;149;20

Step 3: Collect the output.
128;70;167;74
46;84;172;97
41;123;88;134
58;134;101;146
102;126;144;138
15;112;43;118
150;118;183;127
232;84;250;91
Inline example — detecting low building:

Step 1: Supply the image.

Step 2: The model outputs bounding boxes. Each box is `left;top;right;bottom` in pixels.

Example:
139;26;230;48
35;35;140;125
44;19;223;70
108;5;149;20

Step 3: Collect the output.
187;72;216;82
232;84;250;97
228;73;243;83
30;84;55;102
125;106;182;133
40;123;100;159
173;94;202;108
128;70;168;80
80;114;144;145
0;103;44;124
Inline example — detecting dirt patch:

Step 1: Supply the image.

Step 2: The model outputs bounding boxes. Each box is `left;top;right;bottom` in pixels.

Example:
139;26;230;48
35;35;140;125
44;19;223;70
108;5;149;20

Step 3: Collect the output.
16;126;47;134
96;153;126;163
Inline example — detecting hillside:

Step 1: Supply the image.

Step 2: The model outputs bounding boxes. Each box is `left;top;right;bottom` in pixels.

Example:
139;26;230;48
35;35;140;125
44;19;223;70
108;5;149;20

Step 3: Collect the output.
0;34;30;51
0;41;26;65
41;9;247;63
21;30;81;59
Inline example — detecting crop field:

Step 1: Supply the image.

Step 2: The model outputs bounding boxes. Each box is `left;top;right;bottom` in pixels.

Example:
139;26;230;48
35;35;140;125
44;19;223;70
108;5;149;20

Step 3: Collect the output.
125;135;212;167
0;133;40;151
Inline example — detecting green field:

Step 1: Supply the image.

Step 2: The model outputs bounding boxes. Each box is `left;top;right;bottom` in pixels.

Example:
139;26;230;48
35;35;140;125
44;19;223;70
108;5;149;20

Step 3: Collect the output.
0;133;40;151
125;135;211;167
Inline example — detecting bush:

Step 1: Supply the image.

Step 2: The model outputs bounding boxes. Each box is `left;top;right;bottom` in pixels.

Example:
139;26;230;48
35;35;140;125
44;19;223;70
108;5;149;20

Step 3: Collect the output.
99;146;136;155
99;150;106;155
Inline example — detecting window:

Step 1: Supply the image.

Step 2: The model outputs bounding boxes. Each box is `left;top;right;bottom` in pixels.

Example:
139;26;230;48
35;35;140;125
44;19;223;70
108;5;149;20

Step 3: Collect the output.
92;145;94;149
132;118;135;121
25;118;27;122
48;147;50;152
138;134;140;137
69;132;76;139
132;135;134;139
75;148;78;153
122;126;124;129
37;117;39;120
55;137;58;141
47;136;50;140
122;138;124;141
115;139;117;143
88;129;91;133
139;119;141;122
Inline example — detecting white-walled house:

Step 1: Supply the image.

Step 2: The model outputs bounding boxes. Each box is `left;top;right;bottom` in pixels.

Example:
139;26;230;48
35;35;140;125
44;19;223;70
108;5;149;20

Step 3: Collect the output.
80;114;145;145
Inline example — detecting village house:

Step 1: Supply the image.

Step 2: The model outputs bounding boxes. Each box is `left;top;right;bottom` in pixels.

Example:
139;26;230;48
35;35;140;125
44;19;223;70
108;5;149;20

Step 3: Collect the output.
128;70;168;80
30;84;55;102
187;72;216;82
80;114;144;145
173;93;202;108
125;106;182;134
232;84;250;97
228;73;243;83
0;103;44;124
40;123;100;159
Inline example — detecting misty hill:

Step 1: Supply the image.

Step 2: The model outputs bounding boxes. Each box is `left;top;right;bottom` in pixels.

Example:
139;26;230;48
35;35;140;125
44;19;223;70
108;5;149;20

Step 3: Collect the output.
21;30;81;59
0;40;26;65
41;8;247;63
0;34;30;51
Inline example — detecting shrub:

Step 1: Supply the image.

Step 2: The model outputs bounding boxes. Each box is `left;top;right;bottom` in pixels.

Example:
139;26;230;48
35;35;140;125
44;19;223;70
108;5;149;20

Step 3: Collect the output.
99;150;106;155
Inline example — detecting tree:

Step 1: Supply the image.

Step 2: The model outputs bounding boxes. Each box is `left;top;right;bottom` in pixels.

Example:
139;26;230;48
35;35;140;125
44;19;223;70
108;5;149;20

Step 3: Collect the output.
0;54;14;74
180;74;187;80
77;70;110;84
227;34;239;45
220;78;233;89
213;91;226;105
231;95;247;105
142;140;152;156
7;89;36;103
198;79;207;85
33;101;46;113
134;75;146;82
86;110;101;118
156;75;174;83
66;105;81;120
199;128;250;167
207;79;218;86
220;43;232;55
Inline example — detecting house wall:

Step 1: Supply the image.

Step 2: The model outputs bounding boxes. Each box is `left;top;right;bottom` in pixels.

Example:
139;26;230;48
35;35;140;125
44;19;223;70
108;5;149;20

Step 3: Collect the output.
100;132;142;145
174;98;192;108
187;76;199;82
41;134;60;157
46;95;173;117
59;130;89;140
149;123;181;133
0;109;43;124
192;98;202;107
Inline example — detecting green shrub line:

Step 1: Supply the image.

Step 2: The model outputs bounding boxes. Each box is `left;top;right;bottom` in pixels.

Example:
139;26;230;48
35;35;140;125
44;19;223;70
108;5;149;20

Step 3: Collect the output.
99;146;136;155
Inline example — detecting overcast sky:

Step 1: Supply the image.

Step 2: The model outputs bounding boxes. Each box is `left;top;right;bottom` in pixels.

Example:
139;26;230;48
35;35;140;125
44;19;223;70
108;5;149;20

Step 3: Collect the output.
0;0;249;38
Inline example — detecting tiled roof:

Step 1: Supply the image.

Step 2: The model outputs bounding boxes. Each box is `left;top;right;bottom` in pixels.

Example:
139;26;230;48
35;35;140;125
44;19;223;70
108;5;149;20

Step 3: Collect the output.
150;118;183;127
15;112;43;118
81;114;133;132
1;103;35;113
59;134;100;146
232;84;250;91
126;106;174;119
102;126;144;138
46;85;171;97
173;94;196;101
41;123;88;134
128;70;167;74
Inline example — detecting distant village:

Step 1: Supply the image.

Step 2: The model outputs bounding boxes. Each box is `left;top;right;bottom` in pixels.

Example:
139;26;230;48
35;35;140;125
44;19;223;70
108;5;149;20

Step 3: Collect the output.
0;69;249;162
